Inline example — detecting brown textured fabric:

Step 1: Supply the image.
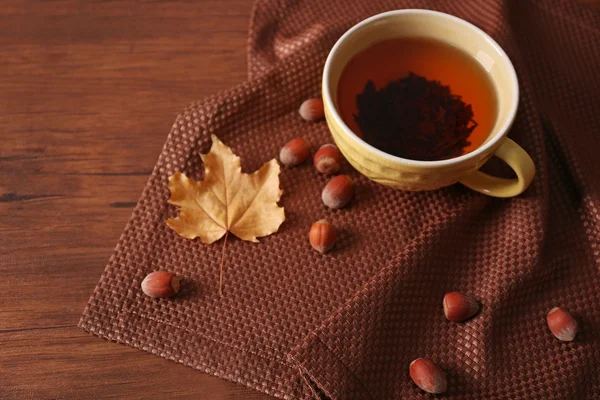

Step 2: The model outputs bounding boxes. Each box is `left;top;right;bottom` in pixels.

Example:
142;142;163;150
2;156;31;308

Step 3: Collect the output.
79;0;600;398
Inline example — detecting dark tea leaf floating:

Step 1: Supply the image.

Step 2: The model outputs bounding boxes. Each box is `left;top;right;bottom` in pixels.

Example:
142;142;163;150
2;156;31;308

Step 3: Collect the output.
354;72;478;161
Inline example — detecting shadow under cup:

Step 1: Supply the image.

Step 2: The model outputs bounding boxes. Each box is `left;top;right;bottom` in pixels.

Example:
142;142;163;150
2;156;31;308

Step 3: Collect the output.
322;10;535;198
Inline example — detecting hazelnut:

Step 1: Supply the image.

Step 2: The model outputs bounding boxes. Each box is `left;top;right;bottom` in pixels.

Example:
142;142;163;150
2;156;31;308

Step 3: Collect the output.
547;307;578;341
409;358;447;394
141;271;180;299
322;175;354;209
299;98;325;122
313;144;344;174
279;137;310;166
309;219;337;253
443;292;479;322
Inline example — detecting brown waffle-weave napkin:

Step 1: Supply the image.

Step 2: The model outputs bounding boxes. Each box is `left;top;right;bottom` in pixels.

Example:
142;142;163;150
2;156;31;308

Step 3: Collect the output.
79;0;600;398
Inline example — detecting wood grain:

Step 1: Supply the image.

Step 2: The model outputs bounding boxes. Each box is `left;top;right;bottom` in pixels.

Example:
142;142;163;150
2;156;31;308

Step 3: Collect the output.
0;1;274;398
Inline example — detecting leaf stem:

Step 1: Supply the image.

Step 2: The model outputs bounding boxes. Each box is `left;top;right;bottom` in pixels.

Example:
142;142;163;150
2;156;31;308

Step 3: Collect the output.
219;231;229;296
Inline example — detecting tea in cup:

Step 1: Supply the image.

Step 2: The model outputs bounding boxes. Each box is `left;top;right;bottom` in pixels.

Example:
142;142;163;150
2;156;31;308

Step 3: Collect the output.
323;10;535;197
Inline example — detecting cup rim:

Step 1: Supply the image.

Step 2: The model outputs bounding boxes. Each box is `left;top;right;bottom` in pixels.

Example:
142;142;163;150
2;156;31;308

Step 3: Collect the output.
322;9;520;167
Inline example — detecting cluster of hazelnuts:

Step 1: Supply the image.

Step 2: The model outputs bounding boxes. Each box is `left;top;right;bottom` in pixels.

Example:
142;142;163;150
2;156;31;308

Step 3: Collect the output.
141;99;580;396
279;98;354;255
142;99;582;395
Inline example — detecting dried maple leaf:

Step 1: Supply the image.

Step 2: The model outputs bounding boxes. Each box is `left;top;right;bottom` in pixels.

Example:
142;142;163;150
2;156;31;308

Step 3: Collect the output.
167;135;285;295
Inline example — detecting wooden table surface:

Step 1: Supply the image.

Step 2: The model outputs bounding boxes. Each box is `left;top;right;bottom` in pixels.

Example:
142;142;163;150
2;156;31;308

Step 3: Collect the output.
0;1;274;398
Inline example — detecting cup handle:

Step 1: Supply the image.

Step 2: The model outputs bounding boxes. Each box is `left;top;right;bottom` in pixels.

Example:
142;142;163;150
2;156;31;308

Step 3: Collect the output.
458;138;535;198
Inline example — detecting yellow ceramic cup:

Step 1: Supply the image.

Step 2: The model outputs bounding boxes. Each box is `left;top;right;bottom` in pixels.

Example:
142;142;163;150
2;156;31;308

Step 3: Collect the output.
322;10;535;197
